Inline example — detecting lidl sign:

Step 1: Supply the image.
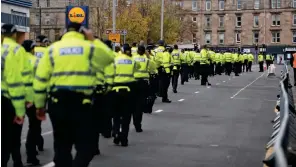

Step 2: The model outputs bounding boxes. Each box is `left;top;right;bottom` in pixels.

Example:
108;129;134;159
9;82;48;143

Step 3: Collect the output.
66;6;89;27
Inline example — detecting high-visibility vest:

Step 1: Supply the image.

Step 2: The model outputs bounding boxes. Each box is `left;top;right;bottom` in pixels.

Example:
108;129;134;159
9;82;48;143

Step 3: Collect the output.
293;53;296;68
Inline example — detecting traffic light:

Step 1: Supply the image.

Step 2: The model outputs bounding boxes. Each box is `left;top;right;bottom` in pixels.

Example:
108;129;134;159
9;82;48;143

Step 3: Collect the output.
255;44;258;51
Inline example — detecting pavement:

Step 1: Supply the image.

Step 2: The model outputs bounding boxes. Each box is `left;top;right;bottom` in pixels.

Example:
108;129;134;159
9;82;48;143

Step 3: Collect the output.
8;65;281;167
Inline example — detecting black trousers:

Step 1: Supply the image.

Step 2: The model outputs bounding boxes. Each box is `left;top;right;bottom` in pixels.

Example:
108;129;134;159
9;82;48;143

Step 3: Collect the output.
111;82;136;143
26;105;43;160
210;62;215;75
259;61;264;72
180;64;189;84
189;65;194;78
1;96;23;167
200;64;209;85
215;62;221;75
159;71;171;100
146;74;158;113
234;62;240;75
225;62;232;76
133;79;148;130
247;62;252;72
243;60;248;72
48;91;96;167
171;65;180;91
193;62;201;79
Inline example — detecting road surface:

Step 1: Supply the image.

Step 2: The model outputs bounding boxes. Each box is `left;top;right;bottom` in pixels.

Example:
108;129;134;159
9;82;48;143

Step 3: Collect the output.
9;65;280;167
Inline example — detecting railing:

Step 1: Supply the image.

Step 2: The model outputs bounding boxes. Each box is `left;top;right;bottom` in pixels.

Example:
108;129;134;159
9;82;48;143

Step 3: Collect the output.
264;62;296;167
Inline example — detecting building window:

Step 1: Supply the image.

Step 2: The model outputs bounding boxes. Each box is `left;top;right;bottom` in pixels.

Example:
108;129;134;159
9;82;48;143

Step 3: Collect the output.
293;32;296;43
272;14;280;26
219;0;225;10
219;16;224;27
192;16;197;22
206;0;211;11
236;33;241;43
293;14;296;25
193;33;197;43
37;0;40;7
205;33;211;44
271;31;280;43
253;15;259;27
205;16;211;28
46;0;50;7
271;0;281;8
219;33;224;44
254;0;260;9
253;32;259;43
237;0;242;9
236;16;242;27
192;0;198;11
294;0;296;8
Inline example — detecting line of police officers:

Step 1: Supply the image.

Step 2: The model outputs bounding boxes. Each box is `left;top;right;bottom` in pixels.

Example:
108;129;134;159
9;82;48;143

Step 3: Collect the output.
2;22;273;167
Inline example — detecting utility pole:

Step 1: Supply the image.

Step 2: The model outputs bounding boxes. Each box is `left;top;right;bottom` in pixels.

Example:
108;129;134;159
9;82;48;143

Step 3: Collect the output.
39;6;42;36
112;0;116;49
160;0;164;40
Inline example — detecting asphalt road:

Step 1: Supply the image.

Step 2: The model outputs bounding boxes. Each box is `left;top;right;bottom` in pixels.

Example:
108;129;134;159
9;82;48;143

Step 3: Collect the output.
9;65;281;167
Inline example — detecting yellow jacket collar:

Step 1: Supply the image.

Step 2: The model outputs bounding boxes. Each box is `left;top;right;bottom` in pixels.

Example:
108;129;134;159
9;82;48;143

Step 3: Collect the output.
62;31;85;40
3;37;16;44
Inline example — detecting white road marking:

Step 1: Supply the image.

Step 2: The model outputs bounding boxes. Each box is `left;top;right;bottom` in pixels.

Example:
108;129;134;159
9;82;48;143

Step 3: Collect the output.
154;109;163;113
195;91;200;93
210;144;219;147
178;99;185;102
22;131;53;143
223;81;226;83
42;162;55;167
232;97;277;102
207;86;211;88
216;83;220;85
230;72;265;99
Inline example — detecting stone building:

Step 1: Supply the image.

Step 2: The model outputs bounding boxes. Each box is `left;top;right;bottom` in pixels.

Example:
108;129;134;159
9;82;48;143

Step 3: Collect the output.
174;0;296;58
29;0;112;42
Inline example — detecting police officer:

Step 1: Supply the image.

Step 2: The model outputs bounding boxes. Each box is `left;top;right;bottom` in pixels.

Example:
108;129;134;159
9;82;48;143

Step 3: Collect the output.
193;49;201;79
243;52;248;72
146;47;159;113
224;49;233;76
133;45;156;132
214;52;222;75
180;49;189;85
22;40;42;165
107;44;139;146
171;45;181;93
266;53;272;69
258;52;264;72
131;42;138;56
154;40;171;103
233;51;239;76
200;45;211;86
35;35;49;59
33;22;114;167
2;23;27;167
247;53;254;72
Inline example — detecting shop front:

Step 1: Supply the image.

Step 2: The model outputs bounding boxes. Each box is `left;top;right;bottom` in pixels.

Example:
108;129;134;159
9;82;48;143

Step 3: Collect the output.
266;45;286;64
284;46;296;60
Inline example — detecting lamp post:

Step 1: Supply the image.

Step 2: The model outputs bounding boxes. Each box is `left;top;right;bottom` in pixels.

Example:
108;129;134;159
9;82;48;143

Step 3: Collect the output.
160;0;164;40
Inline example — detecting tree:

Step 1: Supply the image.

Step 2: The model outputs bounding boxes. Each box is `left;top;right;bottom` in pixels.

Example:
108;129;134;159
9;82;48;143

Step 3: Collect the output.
116;4;149;44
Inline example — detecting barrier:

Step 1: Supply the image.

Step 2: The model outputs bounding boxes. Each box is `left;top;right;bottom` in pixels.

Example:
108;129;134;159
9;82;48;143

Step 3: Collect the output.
267;64;276;77
263;62;296;167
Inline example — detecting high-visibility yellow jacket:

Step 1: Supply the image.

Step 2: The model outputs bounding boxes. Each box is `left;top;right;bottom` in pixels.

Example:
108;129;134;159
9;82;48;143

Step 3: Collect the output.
248;54;254;62
215;53;221;63
258;54;264;62
171;49;181;65
133;54;156;79
34;46;47;58
200;49;209;65
224;52;233;62
131;47;137;57
33;32;114;108
1;38;27;117
154;46;165;67
194;52;201;62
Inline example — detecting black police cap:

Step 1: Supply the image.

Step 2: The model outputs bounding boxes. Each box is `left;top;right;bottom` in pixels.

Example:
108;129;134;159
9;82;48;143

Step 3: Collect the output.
1;24;17;34
103;39;113;49
22;40;36;52
123;44;131;52
138;45;145;52
36;35;48;43
67;22;83;32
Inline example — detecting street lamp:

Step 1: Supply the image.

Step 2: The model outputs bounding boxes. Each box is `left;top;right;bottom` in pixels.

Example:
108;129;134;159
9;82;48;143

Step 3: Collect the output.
160;0;164;40
112;0;116;50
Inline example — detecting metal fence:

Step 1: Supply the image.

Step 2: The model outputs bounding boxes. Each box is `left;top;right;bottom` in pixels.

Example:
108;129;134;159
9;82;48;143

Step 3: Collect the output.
264;63;296;167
